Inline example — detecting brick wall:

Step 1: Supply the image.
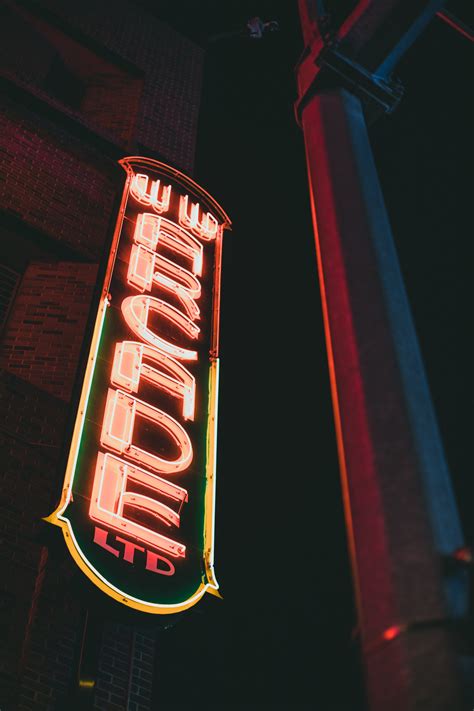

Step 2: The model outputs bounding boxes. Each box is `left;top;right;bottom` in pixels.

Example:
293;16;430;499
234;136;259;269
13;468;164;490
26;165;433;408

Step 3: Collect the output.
0;372;71;710
16;553;82;711
93;623;155;711
0;7;145;147
33;0;204;173
0;2;204;708
0;262;98;402
0;6;56;86
0;96;116;259
82;71;143;145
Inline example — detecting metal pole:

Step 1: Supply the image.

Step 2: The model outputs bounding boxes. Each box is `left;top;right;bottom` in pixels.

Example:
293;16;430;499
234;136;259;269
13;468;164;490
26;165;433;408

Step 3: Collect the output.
298;84;467;710
436;10;474;43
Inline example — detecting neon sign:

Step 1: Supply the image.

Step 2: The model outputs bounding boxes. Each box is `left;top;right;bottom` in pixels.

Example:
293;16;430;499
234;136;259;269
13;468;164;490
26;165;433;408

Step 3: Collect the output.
46;157;230;614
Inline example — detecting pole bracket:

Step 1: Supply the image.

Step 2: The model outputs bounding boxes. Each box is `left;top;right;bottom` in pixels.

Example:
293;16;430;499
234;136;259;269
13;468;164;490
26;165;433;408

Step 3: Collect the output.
295;41;404;126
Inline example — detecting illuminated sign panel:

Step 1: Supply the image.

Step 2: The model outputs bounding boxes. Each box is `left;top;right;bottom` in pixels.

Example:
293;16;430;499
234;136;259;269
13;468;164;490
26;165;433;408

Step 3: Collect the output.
47;157;230;614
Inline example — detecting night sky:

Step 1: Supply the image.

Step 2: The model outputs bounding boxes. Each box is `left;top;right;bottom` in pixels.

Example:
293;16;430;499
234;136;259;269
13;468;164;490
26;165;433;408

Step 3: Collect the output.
137;2;472;708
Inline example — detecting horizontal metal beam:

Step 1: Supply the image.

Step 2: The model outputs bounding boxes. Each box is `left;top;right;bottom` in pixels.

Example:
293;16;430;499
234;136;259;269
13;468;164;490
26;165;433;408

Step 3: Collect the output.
299;0;448;77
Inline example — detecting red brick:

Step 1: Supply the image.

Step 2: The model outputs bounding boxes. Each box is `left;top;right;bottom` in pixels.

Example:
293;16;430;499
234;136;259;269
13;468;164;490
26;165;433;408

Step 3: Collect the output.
0;262;98;401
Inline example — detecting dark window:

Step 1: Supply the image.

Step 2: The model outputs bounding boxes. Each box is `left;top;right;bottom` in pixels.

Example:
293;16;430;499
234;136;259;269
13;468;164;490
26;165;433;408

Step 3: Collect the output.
43;53;85;109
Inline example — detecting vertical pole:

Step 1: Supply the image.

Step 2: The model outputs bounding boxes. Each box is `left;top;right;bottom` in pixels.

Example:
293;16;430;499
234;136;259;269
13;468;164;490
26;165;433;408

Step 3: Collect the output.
299;87;467;710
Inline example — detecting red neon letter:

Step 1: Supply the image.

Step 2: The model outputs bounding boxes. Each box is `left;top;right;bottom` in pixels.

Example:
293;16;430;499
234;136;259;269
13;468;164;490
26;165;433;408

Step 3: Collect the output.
100;389;193;474
115;536;145;564
133;213;161;252
131;173;171;214
111;341;196;420
93;527;120;557
134;214;203;276
179;195;218;240
145;550;175;576
90;453;187;557
127;244;201;320
121;295;199;361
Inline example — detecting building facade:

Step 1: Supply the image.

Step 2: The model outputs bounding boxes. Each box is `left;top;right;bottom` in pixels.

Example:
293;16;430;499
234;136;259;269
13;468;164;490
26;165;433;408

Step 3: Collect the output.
0;2;204;708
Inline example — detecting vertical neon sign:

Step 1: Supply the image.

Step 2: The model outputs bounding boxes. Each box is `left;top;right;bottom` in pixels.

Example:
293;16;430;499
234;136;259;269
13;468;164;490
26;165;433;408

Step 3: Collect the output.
46;157;230;614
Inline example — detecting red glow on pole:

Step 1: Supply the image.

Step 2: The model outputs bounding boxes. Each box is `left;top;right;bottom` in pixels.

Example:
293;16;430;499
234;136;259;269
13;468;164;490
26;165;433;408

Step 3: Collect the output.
383;625;402;641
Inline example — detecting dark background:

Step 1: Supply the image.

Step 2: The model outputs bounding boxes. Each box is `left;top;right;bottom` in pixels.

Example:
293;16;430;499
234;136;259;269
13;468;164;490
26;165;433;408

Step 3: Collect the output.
137;1;474;708
130;2;474;709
